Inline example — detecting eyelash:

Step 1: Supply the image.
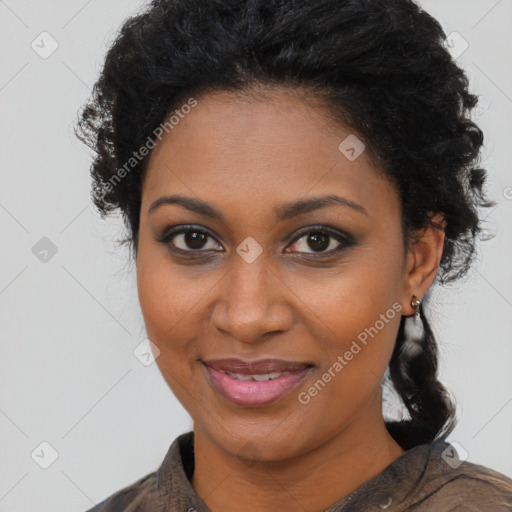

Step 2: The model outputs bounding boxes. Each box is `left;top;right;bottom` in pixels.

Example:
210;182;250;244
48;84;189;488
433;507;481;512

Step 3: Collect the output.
156;225;356;258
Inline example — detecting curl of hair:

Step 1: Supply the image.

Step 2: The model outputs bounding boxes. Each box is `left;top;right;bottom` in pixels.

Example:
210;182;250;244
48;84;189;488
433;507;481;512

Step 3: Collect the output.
76;0;496;448
386;306;457;449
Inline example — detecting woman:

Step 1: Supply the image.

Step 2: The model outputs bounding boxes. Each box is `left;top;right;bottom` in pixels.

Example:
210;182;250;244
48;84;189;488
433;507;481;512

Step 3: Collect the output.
77;0;512;510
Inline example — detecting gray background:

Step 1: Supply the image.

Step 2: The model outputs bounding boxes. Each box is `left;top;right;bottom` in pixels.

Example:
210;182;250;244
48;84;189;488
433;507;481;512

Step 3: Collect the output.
1;1;511;510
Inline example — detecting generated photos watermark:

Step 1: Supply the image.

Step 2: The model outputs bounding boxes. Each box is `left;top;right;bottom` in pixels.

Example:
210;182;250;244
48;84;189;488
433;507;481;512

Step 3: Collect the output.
99;97;198;199
298;301;403;405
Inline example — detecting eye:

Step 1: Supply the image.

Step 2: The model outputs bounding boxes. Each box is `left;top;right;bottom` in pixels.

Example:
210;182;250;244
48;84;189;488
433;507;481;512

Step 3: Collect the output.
157;226;223;253
157;225;355;257
285;227;353;256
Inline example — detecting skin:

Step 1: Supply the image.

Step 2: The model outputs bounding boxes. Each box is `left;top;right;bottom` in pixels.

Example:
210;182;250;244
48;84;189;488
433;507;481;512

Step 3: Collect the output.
136;87;446;512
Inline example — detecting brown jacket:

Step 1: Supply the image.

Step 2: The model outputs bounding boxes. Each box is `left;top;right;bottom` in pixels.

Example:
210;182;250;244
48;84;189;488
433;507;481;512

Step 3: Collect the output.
85;431;512;511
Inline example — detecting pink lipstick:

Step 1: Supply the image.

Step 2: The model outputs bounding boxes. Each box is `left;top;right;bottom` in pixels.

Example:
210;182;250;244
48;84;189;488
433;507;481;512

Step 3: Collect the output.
203;358;313;407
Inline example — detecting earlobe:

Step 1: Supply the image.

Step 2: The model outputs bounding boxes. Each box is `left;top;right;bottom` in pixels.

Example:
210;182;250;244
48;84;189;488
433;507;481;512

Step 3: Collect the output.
401;212;446;316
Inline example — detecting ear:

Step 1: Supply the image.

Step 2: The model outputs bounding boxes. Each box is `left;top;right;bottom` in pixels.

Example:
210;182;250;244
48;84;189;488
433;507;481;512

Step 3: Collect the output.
401;212;446;317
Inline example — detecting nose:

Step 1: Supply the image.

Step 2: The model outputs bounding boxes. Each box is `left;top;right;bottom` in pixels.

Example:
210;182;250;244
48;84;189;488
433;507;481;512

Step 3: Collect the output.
210;254;294;344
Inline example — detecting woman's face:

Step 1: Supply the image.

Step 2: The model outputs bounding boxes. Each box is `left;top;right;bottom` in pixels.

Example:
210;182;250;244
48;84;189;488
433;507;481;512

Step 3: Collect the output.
137;89;413;461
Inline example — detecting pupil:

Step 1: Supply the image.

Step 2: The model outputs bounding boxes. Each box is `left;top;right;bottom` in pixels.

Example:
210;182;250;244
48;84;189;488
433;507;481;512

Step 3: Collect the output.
185;231;207;249
308;233;329;252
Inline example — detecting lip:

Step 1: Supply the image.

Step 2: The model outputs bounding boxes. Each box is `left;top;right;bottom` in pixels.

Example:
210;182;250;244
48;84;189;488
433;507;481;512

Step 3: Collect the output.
203;359;313;407
204;358;312;374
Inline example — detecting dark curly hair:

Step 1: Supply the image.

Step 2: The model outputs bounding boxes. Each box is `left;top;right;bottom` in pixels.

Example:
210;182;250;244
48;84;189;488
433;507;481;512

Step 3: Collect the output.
76;0;495;450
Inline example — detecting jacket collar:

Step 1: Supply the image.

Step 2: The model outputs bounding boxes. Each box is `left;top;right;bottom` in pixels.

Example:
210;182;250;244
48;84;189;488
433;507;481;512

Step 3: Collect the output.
156;430;451;511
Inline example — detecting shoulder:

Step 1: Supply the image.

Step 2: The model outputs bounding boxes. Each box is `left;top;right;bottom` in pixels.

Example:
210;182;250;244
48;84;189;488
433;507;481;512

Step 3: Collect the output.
427;461;512;509
407;442;512;511
84;471;164;512
82;431;195;512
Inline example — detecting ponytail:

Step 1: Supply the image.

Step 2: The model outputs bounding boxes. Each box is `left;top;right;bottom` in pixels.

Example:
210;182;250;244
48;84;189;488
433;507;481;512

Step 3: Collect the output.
386;303;457;450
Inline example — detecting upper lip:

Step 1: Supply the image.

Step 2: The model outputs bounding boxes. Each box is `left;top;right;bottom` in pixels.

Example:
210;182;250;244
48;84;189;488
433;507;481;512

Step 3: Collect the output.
203;358;313;375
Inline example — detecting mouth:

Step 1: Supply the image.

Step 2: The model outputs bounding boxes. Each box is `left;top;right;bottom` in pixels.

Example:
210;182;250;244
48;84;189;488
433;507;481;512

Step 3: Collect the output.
202;358;314;407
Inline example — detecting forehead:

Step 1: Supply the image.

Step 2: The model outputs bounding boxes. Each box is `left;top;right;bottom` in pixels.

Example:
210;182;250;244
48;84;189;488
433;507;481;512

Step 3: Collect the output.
142;89;398;221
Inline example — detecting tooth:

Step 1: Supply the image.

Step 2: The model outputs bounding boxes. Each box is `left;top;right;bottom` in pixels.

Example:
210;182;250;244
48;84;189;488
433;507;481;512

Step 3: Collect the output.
221;370;295;381
235;373;253;381
226;371;252;381
252;373;271;381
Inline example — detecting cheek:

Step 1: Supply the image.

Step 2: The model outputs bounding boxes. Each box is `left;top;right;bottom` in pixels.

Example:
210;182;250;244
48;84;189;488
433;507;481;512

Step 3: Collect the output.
136;251;204;405
135;241;223;391
290;250;403;408
295;298;401;436
136;249;192;376
284;244;403;341
136;239;205;340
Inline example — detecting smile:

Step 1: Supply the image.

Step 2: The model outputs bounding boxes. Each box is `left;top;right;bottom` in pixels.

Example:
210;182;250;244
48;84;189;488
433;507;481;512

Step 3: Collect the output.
203;360;313;407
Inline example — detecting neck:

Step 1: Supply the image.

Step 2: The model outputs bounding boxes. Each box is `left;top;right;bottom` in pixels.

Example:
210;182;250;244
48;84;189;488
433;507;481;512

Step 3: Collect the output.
190;396;405;512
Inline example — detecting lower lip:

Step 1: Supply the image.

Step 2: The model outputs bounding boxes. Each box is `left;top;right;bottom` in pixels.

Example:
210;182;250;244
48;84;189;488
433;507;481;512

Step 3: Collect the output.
203;364;312;407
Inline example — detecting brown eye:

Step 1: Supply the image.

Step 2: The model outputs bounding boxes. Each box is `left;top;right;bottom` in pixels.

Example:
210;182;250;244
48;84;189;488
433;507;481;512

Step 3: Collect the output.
305;233;331;252
181;231;208;250
158;226;223;253
286;227;355;256
157;224;355;258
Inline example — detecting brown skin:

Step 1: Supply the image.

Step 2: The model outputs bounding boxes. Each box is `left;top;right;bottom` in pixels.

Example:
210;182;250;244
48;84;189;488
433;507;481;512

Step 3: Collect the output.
136;88;446;512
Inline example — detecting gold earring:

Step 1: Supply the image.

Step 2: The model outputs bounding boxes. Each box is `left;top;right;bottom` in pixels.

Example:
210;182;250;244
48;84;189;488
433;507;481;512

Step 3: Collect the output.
411;294;422;319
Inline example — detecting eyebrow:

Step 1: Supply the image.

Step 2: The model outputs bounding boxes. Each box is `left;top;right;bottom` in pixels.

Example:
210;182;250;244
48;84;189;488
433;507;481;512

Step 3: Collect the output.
148;193;368;220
